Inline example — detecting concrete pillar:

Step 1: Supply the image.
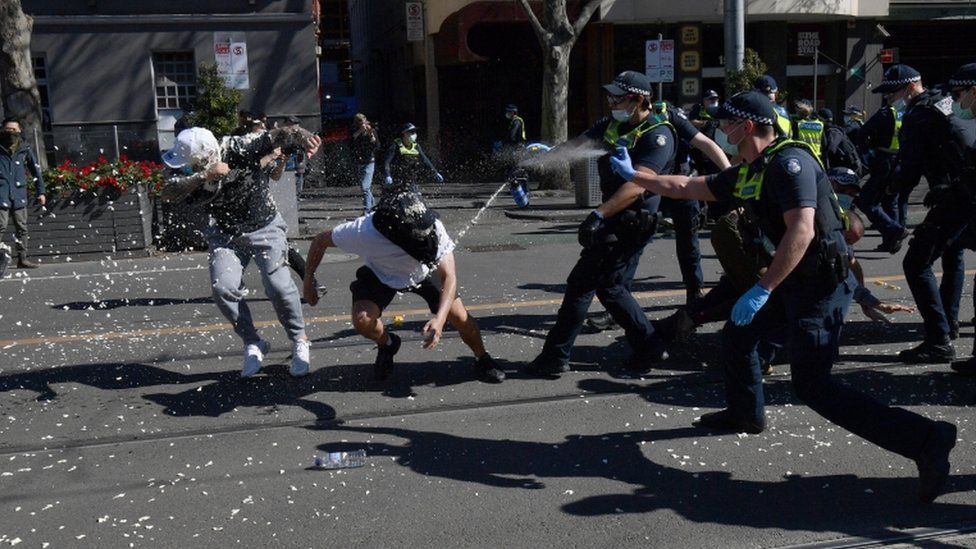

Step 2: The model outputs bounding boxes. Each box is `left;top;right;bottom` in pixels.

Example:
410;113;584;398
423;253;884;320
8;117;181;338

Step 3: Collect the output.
846;21;885;115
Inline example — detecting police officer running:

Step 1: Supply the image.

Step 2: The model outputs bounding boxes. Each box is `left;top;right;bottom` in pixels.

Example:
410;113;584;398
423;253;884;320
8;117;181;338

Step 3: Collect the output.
382;123;444;191
610;91;957;504
853;65;917;253
524;70;675;376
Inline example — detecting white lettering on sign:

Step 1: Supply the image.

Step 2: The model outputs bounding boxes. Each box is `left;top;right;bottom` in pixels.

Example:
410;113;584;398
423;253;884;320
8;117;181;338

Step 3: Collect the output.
797;31;820;57
406;2;424;42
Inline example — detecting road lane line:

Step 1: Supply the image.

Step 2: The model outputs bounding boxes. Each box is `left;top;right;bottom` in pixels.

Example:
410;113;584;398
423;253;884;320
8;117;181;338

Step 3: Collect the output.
0;271;938;349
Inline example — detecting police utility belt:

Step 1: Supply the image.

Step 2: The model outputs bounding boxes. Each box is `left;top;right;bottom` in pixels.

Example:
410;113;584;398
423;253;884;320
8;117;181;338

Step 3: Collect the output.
732;138;849;289
600;116;675;241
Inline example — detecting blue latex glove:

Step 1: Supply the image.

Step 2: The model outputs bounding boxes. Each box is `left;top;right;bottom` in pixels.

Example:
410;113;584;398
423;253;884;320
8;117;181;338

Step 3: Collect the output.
384;175;393;186
434;172;444;183
610;146;637;181
731;284;771;326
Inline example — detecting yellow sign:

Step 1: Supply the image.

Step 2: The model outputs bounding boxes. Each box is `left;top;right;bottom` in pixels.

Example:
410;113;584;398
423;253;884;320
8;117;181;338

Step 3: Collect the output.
680;51;700;72
681;26;700;45
682;78;700;97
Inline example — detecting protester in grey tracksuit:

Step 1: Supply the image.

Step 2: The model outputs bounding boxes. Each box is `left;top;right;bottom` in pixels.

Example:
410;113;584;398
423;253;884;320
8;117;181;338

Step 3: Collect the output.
0;117;46;269
161;126;320;377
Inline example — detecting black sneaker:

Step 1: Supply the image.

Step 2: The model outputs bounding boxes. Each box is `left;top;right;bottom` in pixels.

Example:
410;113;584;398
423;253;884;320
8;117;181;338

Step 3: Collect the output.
889;228;910;255
898;341;955;364
475;354;505;383
523;355;569;377
916;421;957;503
693;409;764;434
582;312;617;334
950;357;976;376
686;288;705;308
949;319;960;340
623;341;669;374
374;332;401;381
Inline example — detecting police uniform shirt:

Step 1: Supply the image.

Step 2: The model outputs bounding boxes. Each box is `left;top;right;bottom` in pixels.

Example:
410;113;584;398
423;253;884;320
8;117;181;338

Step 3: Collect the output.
890;87;956;194
706;146;836;250
584;117;676;202
855;106;896;153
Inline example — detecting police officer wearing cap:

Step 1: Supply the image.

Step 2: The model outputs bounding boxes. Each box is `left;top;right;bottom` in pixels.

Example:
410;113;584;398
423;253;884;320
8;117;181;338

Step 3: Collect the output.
842;105;865;139
885;64;975;363
503;104;527;147
382;123;444;191
853;65;919;254
754;75;793;138
689;89;720;130
610;90;957;504
524;70;677;376
891;62;976;370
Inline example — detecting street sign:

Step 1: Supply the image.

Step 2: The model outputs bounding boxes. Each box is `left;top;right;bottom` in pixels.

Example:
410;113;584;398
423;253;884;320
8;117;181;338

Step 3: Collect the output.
406;2;424;42
879;48;898;64
797;31;820;57
214;33;249;89
645;39;675;83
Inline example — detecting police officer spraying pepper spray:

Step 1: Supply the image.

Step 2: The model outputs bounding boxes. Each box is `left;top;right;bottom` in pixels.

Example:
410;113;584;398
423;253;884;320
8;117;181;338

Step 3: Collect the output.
382;123;444;192
610;90;957;504
523;70;676;376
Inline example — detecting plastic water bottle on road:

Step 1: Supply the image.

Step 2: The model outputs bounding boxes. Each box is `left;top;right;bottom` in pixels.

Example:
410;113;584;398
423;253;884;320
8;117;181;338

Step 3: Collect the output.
313;449;367;470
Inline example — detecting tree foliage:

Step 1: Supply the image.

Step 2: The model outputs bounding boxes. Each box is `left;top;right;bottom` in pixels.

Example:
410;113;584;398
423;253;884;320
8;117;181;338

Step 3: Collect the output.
725;49;768;95
184;64;242;138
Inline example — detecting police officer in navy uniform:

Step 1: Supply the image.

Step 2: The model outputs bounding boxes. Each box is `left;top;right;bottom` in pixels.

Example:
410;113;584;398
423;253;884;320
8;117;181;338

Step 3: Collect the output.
754;75;792;138
689;89;720;130
382;123;444;192
611;91;957;504
853;65;917;253
885;65;974;364
524;71;676;376
503;104;527;147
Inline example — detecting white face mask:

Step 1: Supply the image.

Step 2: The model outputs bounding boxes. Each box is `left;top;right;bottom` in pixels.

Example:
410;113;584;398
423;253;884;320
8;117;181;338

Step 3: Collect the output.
506;113;514;120
406;132;417;143
713;128;739;157
892;98;907;112
611;107;635;122
953;89;975;120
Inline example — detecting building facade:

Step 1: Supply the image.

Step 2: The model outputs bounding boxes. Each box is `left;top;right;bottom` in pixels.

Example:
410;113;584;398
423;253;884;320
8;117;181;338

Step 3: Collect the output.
18;0;319;165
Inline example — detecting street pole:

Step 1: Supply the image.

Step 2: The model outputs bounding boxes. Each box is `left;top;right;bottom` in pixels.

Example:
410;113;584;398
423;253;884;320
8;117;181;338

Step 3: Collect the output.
724;0;744;74
813;48;819;109
657;33;664;100
113;125;120;161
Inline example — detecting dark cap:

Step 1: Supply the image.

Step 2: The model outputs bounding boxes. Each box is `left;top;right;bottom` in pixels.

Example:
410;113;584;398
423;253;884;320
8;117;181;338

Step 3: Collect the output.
949;63;976;88
842;105;864;116
753;75;778;94
703;89;719;99
817;108;834;122
827;167;862;190
284;115;301;126
715;91;777;126
872;64;921;94
602;71;653;96
401;122;418;134
505;104;518;112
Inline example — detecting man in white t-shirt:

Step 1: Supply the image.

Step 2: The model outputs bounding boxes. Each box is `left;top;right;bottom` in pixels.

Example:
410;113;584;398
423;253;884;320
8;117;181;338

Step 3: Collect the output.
302;192;505;383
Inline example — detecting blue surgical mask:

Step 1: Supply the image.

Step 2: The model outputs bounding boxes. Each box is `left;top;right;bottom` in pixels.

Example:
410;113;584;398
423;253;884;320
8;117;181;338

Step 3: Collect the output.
892;98;907;112
714;128;738;157
837;193;854;211
611;107;635;122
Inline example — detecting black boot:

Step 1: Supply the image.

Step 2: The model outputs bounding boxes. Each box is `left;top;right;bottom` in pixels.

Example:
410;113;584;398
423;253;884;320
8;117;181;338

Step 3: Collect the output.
916;421;957;503
17;254;39;269
373;333;401;381
898;340;955;364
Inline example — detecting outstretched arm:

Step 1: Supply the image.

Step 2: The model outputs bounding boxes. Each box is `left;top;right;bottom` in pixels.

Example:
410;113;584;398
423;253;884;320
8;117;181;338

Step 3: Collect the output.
611;146;718;201
423;252;458;350
303;230;335;306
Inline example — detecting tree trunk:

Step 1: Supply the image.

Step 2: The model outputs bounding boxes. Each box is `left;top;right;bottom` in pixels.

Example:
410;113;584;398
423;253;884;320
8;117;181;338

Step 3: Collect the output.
0;0;46;166
541;44;571;145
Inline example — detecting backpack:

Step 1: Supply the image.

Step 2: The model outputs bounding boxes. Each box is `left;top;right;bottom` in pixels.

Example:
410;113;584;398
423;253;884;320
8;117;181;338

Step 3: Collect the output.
823;126;863;177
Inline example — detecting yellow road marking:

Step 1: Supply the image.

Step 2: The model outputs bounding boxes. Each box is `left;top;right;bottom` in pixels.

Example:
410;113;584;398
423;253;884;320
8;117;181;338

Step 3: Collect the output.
0;271;940;348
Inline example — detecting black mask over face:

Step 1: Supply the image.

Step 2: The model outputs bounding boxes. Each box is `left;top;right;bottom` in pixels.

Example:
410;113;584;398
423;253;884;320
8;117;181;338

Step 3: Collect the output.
0;131;21;151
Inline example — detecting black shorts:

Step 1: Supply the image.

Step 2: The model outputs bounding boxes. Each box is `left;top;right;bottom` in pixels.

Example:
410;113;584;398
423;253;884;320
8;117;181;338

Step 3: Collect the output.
350;266;442;314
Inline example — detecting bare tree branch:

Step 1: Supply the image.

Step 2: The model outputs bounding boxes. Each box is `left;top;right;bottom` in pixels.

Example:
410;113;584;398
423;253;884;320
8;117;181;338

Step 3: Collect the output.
516;0;549;44
573;0;613;37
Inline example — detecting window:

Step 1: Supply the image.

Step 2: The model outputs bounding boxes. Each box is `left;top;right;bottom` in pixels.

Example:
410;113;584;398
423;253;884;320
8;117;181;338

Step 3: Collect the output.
32;55;53;132
152;52;197;110
319;0;353;96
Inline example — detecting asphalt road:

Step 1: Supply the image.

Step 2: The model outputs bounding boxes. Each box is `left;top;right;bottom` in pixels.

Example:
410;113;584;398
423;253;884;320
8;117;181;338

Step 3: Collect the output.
0;186;974;548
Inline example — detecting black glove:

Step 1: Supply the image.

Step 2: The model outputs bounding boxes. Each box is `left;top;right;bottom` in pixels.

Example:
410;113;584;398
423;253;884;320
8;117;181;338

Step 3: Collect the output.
923;184;951;208
578;211;605;248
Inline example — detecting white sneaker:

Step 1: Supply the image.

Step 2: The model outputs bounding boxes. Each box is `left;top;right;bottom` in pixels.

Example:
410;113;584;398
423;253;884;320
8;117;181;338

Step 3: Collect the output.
290;339;311;377
241;340;270;378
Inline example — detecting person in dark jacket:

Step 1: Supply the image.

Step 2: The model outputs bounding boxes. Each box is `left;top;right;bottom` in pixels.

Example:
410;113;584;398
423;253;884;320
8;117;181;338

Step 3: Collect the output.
0;117;46;269
349;113;380;213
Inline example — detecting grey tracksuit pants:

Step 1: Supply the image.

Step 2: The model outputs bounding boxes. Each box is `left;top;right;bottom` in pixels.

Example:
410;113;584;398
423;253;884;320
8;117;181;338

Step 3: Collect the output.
205;214;307;345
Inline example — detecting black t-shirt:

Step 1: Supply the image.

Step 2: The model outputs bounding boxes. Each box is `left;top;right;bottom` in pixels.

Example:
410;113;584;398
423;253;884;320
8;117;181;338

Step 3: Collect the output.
349;129;378;165
707;145;846;283
584;116;676;204
855;106;896;154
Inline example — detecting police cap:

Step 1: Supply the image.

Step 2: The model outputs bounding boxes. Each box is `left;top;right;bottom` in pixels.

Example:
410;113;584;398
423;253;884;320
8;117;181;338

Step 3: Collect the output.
753;75;778;94
603;71;653;97
505;104;518;112
715;91;777;126
842;105;864;116
817;108;835;123
949;63;976;88
703;89;719;99
401;123;418;134
872;64;921;94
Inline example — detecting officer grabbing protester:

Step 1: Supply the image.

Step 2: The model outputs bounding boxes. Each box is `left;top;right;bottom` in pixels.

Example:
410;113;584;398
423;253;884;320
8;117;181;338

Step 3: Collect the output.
610;91;957;504
524;70;676;376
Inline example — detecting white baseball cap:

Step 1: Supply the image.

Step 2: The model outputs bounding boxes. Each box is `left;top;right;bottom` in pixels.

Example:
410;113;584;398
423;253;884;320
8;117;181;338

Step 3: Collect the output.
162;127;219;169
